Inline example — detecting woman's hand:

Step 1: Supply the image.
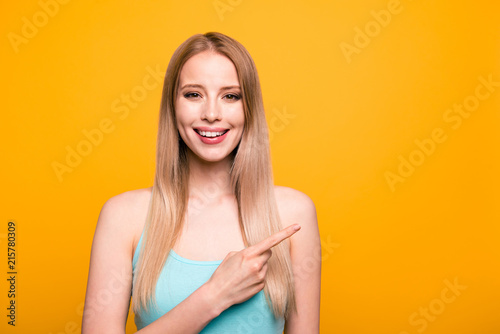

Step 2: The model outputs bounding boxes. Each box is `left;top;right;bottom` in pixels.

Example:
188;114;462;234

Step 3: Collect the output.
203;224;301;313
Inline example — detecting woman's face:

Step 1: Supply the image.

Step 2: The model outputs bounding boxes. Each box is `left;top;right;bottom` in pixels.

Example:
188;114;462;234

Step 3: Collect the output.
175;51;245;164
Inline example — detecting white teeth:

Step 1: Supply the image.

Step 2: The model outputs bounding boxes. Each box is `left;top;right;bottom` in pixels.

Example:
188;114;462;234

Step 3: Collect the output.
198;130;226;138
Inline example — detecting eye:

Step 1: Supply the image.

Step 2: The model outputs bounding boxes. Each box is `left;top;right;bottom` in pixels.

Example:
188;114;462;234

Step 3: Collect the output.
184;92;201;99
224;93;241;101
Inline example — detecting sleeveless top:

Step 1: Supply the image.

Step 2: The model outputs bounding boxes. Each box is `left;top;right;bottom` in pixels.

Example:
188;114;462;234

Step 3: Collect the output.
131;228;285;333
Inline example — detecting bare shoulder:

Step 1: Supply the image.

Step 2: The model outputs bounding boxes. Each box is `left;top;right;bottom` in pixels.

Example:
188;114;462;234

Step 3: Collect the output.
274;191;320;331
83;187;153;331
99;186;152;226
273;185;317;230
97;186;153;250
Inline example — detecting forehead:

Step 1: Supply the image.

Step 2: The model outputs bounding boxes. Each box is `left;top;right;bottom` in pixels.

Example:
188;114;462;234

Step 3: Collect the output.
178;51;240;88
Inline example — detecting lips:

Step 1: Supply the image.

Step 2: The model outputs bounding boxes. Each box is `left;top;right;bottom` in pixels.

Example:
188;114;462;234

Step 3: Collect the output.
193;128;229;144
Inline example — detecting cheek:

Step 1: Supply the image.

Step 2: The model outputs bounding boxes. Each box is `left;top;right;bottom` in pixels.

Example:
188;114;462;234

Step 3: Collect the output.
175;118;183;134
176;100;201;124
174;113;190;142
175;102;190;129
238;109;245;125
231;104;245;128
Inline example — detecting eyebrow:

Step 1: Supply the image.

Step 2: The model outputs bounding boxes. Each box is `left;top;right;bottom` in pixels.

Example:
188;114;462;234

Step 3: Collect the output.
179;83;241;91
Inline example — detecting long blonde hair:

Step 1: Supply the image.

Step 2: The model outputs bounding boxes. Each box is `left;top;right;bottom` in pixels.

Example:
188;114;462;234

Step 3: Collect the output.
132;32;295;319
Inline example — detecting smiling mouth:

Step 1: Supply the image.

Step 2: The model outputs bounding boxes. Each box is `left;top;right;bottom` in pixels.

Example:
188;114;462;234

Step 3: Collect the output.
194;129;229;138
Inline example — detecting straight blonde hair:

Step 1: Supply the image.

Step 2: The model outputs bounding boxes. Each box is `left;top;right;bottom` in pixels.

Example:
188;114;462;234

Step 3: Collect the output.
132;32;295;319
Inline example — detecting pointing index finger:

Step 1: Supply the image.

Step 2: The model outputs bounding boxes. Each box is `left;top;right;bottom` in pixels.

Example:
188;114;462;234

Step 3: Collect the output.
252;224;301;254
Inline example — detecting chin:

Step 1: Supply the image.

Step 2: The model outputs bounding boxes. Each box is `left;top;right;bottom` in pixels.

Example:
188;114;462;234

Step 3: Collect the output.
189;149;234;164
202;154;232;163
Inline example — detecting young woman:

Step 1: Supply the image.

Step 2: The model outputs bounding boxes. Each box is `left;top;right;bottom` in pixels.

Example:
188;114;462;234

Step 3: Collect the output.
82;32;321;333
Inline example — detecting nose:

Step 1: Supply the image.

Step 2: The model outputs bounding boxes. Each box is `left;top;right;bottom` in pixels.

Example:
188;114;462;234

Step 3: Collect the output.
202;99;222;122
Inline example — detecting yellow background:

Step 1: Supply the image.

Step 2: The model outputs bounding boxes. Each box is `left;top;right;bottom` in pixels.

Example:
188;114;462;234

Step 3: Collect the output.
1;0;499;333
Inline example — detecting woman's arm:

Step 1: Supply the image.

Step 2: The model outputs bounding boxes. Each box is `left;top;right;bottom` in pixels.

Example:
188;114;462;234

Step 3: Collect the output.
82;192;222;334
82;193;136;333
275;187;321;334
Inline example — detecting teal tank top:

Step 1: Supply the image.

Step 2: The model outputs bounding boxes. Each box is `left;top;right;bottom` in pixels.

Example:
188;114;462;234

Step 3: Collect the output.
132;229;285;333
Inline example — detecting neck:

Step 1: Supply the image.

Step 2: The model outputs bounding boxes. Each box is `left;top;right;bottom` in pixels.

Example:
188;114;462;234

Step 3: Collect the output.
186;150;234;201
